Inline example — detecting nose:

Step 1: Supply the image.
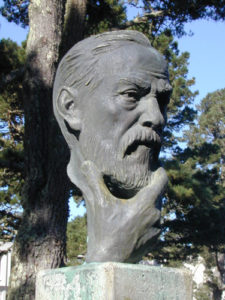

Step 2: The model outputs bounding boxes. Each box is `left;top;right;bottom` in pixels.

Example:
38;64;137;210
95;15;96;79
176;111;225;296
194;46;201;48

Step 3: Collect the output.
139;96;165;129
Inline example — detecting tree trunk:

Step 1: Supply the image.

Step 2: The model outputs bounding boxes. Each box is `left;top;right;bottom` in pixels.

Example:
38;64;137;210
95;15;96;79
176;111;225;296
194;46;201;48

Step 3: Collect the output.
7;0;87;299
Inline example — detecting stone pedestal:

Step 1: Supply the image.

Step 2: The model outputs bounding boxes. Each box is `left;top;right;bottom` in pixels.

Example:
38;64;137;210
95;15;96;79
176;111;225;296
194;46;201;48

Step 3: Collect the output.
36;262;192;300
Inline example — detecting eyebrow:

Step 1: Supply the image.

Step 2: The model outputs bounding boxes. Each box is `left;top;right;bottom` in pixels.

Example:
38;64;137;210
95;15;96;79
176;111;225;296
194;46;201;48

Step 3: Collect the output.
118;69;169;87
118;77;151;90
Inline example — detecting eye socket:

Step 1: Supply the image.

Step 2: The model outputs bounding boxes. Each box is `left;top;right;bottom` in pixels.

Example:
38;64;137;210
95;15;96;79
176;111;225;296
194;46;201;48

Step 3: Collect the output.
157;92;171;114
118;86;151;109
120;87;151;102
121;90;139;102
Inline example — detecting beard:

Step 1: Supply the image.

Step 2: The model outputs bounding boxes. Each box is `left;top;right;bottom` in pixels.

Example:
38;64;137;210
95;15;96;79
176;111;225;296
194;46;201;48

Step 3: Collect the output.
79;125;162;199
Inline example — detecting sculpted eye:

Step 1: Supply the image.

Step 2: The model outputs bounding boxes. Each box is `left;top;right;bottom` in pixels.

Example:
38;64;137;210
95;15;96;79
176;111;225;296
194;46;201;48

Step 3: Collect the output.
121;90;138;102
118;86;151;109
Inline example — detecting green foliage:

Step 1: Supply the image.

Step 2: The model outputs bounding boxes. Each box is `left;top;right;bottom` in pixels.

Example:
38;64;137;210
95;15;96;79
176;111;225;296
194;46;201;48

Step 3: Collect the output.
0;0;29;27
128;0;225;37
0;38;26;241
161;158;225;257
66;215;87;265
85;0;126;35
0;39;25;138
0;38;25;73
150;89;225;296
187;88;225;185
152;157;225;298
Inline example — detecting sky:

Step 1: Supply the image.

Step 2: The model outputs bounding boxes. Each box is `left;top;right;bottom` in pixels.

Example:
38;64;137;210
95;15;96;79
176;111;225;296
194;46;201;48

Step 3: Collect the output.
0;5;225;219
177;20;225;105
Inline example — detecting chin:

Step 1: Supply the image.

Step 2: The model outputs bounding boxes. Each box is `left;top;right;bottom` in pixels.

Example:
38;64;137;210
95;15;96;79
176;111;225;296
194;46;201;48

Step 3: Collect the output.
103;172;150;199
79;135;160;197
101;161;152;199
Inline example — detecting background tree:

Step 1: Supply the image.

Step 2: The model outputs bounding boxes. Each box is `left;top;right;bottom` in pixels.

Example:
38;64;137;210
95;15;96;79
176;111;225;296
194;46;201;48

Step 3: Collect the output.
0;0;29;26
126;0;225;37
152;89;225;298
0;38;25;241
188;89;225;187
1;0;225;299
186;89;225;299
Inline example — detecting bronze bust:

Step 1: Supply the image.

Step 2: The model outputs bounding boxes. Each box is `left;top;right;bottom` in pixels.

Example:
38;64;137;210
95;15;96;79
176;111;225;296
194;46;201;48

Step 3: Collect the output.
53;30;172;263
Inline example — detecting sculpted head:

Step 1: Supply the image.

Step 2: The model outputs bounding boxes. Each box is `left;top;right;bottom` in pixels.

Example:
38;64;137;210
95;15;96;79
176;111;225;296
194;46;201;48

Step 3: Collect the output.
53;30;172;199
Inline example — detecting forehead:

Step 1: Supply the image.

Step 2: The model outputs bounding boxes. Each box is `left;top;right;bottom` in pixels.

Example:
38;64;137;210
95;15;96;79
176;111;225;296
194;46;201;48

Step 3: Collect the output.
98;43;168;81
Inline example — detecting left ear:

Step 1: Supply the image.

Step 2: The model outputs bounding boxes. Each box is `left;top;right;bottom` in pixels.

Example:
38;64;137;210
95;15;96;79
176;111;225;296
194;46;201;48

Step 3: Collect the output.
56;86;82;132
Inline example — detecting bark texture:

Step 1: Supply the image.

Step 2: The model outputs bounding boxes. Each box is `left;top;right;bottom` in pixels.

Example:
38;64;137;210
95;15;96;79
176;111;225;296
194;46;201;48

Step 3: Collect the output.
7;0;87;299
62;0;87;52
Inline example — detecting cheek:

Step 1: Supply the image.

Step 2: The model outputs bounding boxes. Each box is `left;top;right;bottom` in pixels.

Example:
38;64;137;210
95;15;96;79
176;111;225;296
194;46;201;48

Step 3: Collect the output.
99;97;124;127
82;99;118;137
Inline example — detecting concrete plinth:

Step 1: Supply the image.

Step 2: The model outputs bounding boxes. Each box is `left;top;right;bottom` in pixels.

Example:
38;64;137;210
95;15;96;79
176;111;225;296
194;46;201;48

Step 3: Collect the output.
36;262;192;300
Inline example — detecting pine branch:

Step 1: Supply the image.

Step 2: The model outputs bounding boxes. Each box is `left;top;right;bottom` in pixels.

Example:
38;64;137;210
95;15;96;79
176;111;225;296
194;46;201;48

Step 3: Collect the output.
0;67;25;90
0;209;22;222
0;157;24;173
118;11;164;29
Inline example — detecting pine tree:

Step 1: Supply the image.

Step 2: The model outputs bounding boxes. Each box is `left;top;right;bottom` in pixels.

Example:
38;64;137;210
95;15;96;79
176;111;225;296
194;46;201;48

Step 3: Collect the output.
186;89;225;298
188;89;225;187
126;0;225;37
152;89;225;298
0;39;26;241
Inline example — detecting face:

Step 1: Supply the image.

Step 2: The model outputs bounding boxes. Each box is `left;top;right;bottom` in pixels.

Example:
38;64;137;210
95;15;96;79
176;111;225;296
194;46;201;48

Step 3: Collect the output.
76;43;172;197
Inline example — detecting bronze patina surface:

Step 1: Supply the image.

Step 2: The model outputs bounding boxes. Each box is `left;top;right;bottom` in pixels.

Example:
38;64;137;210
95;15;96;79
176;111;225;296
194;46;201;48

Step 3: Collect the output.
53;30;172;263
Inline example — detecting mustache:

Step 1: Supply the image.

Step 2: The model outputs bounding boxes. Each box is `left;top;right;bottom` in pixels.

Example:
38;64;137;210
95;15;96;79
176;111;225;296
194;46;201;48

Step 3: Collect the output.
122;127;162;157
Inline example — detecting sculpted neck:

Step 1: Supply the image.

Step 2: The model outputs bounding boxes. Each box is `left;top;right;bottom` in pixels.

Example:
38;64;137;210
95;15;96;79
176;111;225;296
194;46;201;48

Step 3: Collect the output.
68;159;168;263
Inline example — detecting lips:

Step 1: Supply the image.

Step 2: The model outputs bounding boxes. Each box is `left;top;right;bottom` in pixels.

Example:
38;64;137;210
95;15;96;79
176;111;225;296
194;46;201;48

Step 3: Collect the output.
123;128;161;158
125;140;154;156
